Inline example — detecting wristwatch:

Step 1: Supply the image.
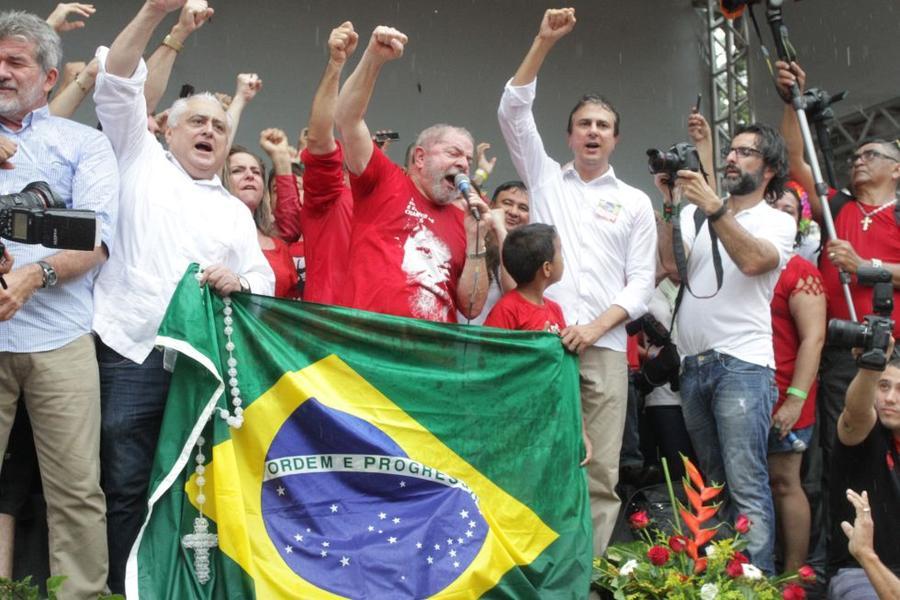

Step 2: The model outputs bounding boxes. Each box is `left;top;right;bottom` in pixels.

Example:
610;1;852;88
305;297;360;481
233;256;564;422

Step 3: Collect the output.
37;260;57;288
871;258;883;269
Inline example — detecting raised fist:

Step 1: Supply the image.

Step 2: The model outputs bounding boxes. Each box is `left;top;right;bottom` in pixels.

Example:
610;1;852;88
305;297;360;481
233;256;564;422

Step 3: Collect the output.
539;8;576;41
368;26;408;62
329;21;359;64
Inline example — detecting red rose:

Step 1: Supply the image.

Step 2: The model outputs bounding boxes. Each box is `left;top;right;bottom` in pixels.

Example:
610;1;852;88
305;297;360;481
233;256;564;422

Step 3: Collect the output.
725;558;744;578
647;545;670;566
733;551;749;564
735;514;751;534
782;583;807;600
629;510;650;530
797;565;816;582
668;535;688;553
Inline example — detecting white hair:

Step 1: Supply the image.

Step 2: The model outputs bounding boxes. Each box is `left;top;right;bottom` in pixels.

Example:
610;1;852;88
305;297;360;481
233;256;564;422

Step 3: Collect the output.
166;92;233;130
0;11;61;73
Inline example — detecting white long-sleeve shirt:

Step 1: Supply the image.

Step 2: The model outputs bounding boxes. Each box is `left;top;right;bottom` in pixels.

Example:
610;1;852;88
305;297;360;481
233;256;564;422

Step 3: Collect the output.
498;78;657;351
91;47;274;363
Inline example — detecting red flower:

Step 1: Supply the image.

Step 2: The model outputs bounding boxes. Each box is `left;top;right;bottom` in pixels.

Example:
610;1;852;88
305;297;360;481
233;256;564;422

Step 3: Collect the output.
647;545;670;566
783;583;807;600
733;551;749;564
725;558;744;578
668;535;688;553
798;564;816;582
629;510;650;530
735;514;751;534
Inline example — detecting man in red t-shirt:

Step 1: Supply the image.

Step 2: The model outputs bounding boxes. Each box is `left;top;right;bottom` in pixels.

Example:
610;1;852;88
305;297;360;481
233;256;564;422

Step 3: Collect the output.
778;61;900;576
335;26;493;323
275;22;358;306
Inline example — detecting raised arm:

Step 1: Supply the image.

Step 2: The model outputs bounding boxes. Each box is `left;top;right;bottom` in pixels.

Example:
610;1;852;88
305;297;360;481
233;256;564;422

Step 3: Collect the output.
837;338;894;446
775;60;820;221
510;8;575;87
226;73;262;147
841;489;900;600
49;58;98;118
307;21;358;155
334;26;407;175
106;0;186;79
46;2;95;34
144;0;213;114
688;110;717;195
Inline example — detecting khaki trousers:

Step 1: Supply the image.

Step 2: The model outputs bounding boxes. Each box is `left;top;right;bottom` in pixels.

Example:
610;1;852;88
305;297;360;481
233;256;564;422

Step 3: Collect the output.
0;334;108;599
580;346;628;557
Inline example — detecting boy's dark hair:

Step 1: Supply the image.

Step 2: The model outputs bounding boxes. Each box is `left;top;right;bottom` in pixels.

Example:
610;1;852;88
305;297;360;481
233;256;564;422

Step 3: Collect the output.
502;223;558;286
733;122;788;199
566;94;621;137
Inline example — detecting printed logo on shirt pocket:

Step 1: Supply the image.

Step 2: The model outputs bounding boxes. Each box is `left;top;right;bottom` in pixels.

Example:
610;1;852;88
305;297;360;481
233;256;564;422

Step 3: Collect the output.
595;198;622;223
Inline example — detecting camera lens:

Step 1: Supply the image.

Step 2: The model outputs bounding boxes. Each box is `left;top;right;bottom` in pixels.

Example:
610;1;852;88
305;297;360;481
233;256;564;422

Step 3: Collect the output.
826;318;869;349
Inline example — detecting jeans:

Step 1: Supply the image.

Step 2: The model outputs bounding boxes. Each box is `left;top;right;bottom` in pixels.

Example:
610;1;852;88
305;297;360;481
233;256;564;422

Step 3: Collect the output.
97;340;171;595
680;350;777;574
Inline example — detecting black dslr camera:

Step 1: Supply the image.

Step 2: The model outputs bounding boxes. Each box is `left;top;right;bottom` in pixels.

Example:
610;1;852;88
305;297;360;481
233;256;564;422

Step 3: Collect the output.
0;182;97;251
827;266;895;371
646;143;701;178
626;313;681;395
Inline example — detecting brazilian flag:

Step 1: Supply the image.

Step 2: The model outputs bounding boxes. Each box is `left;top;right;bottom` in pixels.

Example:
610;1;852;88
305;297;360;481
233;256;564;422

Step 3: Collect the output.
130;265;591;598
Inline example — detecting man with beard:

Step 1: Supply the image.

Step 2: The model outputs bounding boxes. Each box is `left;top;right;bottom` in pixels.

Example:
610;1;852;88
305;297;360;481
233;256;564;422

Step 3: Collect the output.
335;26;492;322
0;10;118;598
656;123;797;574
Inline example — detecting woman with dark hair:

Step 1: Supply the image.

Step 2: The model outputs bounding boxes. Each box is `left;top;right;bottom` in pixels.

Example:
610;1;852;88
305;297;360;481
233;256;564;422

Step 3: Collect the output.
768;180;827;573
224;145;299;298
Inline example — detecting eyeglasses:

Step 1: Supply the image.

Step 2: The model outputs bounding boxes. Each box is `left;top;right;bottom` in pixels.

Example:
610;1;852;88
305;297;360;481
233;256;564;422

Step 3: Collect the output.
846;149;900;166
722;146;763;160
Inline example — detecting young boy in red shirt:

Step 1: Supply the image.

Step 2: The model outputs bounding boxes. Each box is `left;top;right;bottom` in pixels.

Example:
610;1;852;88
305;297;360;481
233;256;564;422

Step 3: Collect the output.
484;223;566;331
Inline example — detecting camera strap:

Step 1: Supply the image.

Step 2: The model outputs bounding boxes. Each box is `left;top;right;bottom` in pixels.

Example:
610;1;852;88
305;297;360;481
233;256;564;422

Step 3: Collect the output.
670;205;724;330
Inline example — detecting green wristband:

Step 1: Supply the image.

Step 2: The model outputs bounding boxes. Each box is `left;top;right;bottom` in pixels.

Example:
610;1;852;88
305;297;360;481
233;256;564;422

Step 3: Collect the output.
786;386;808;400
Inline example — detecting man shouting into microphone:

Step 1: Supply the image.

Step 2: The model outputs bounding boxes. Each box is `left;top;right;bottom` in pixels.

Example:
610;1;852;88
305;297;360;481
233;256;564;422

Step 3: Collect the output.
335;25;492;322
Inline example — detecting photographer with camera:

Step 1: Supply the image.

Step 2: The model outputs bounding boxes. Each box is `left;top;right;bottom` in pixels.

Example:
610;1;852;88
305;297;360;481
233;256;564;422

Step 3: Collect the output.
777;59;900;504
0;10;118;599
656;123;797;574
826;337;900;599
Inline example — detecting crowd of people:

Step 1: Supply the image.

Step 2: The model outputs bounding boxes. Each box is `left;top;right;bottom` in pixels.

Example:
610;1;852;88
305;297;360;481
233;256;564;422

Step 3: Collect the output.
0;2;898;599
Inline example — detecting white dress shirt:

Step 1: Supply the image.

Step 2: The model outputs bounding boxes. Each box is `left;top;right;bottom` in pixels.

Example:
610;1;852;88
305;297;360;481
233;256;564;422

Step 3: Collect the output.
91;47;274;363
676;201;796;368
498;79;657;351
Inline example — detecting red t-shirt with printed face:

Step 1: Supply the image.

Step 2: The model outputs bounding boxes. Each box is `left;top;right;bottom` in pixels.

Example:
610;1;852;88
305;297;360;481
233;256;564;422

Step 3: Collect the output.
820;197;900;337
299;143;354;306
347;144;466;322
484;290;567;332
771;255;824;429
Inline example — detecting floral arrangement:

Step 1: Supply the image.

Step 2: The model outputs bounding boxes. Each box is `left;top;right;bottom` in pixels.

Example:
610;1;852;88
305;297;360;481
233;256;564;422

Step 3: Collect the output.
593;456;814;599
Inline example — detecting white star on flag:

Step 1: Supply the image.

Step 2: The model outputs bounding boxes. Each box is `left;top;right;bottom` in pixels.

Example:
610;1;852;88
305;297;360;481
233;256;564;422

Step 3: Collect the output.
434;544;441;550
320;550;328;557
284;546;292;554
459;509;469;518
465;530;473;538
392;517;401;524
426;556;434;565
399;481;406;488
330;504;338;513
276;486;285;496
447;538;453;545
367;525;375;532
450;549;457;558
294;533;303;542
457;537;464;544
416;542;422;549
468;520;476;528
340;556;350;567
453;561;460;568
388;536;397;544
322;541;330;547
378;512;387;520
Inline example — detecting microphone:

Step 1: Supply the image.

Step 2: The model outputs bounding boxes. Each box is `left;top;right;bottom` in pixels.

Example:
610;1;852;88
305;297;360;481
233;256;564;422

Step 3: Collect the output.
453;173;481;221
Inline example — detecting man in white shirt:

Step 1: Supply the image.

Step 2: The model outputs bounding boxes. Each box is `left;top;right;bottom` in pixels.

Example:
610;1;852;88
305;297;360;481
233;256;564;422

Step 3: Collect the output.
91;0;274;592
498;8;657;555
657;123;797;574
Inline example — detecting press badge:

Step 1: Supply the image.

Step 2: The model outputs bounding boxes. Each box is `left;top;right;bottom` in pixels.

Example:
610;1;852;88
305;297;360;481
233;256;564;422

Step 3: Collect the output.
595;198;622;223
